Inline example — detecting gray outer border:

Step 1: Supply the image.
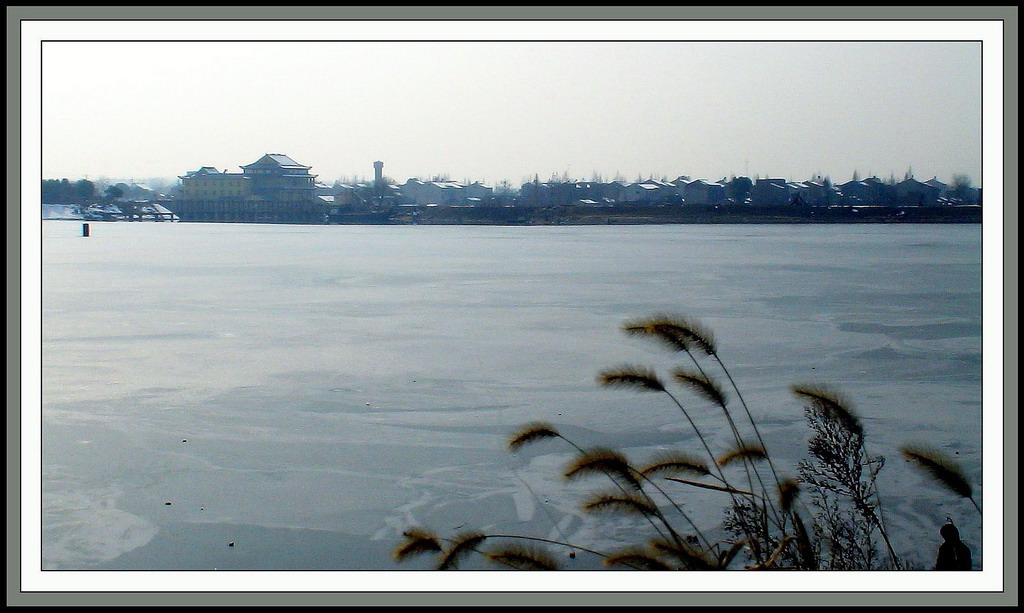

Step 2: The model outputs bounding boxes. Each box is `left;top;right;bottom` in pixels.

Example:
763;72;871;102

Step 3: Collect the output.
8;4;1018;608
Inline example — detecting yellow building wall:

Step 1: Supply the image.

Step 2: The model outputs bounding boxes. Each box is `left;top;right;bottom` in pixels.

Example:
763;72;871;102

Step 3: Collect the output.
180;175;251;200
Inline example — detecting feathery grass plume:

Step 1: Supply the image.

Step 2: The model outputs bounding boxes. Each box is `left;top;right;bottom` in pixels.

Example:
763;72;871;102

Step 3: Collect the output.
597;366;666;393
393;528;443;562
678;317;717;356
623;319;690;353
901;445;974;500
717;539;749;570
716;443;768;468
664;477;753;496
603;549;673;570
484;545;561;570
778;478;801;513
508;422;562;451
672;370;728;407
564;448;641;490
792;384;863;437
748;536;798;570
582;493;659;518
638;451;711;478
437;532;488;570
649;538;716;570
622;314;717;356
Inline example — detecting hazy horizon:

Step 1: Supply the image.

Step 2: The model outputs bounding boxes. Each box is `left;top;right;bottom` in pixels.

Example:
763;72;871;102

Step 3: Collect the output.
42;40;982;187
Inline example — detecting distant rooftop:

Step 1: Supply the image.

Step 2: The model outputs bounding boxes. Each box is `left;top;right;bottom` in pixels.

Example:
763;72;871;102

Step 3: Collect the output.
179;166;222;178
241;153;310;169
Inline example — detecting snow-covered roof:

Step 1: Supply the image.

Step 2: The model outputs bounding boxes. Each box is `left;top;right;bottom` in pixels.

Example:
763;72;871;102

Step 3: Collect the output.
898;177;933;187
182;166;222;177
241;153;310;169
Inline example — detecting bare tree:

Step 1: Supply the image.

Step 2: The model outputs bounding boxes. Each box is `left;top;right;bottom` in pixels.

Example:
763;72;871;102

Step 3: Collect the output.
950;174;974;203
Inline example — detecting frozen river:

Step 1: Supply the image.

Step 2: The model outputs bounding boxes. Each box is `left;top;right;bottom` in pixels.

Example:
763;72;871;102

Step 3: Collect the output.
36;221;984;572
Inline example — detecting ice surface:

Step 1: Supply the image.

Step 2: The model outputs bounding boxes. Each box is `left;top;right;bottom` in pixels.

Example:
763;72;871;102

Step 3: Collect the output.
37;221;984;571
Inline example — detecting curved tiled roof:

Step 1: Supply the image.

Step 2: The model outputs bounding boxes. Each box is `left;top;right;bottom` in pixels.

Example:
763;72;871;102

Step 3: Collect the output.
241;153;310;169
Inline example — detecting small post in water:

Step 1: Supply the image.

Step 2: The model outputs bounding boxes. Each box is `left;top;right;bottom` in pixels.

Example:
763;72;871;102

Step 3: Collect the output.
82;223;90;237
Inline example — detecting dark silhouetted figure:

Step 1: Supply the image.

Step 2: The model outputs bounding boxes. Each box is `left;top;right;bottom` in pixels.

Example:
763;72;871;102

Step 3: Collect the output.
935;522;972;570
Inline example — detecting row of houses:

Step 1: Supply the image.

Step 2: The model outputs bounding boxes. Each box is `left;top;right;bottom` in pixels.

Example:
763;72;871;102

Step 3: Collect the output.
519;175;980;208
169;154;981;215
329;178;496;207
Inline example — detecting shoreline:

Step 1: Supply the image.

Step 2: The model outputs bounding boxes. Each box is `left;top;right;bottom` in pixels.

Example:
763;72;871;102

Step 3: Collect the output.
381;204;983;226
47;204;983;226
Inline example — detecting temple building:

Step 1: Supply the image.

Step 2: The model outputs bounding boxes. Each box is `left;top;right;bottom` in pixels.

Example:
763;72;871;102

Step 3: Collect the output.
172;153;325;223
240;153;317;202
178;154;317;203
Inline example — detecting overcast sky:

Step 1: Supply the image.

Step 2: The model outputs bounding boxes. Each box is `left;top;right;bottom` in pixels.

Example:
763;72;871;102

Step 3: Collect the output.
41;40;982;186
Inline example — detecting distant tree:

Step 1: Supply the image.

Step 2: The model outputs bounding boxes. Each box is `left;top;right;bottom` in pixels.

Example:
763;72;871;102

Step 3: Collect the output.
822;177;835;206
73;179;98;205
41;179;62;204
950;175;974;204
725;176;753;204
495;179;516;198
852;170;860;182
103;185;125;203
950;174;972;190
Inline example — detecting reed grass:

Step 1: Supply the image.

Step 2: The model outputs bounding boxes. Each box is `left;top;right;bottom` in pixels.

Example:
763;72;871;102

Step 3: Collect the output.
638;452;712;478
902;445;981;514
564;449;643;491
437;532;489;570
485;545;562;571
507;422;566;451
393;313;980;572
583;493;661;518
716;443;769;468
597;367;667;393
603;549;674;570
392;528;443;562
